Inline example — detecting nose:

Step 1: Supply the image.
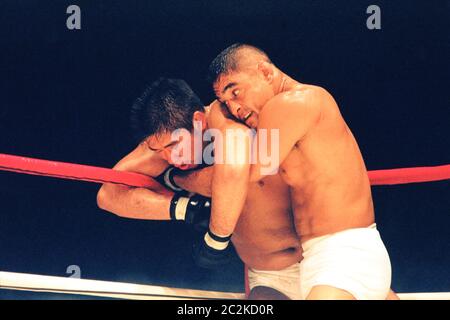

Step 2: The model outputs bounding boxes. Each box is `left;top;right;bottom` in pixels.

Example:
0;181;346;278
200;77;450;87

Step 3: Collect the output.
226;101;242;119
227;101;253;122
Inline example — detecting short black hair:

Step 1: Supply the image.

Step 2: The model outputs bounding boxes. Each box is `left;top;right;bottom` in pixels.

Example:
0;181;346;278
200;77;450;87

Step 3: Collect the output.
207;43;271;85
130;78;204;143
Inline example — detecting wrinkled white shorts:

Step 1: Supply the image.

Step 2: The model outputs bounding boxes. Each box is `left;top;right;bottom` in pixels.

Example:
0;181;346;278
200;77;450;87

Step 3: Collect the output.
247;224;392;300
247;262;302;300
299;223;392;300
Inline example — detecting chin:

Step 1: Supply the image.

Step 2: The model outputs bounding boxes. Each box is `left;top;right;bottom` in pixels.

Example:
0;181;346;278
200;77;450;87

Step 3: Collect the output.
247;121;258;129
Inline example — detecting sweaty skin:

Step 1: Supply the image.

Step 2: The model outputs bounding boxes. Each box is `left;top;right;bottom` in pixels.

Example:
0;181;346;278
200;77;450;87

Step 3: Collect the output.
215;72;374;243
207;101;301;270
253;81;374;243
213;51;397;299
232;174;300;270
97;101;302;272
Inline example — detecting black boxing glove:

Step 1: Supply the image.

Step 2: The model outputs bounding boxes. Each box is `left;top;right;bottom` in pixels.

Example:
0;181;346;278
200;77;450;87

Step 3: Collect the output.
155;164;214;192
170;193;211;232
192;228;232;269
155;166;183;192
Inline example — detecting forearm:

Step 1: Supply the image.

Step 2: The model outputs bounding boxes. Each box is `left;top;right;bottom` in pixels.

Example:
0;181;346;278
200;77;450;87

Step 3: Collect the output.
208;163;250;236
173;166;214;197
97;183;172;220
207;122;252;236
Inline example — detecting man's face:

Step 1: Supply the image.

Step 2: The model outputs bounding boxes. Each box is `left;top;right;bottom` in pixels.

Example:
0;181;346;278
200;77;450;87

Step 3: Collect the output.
146;131;199;170
213;70;274;128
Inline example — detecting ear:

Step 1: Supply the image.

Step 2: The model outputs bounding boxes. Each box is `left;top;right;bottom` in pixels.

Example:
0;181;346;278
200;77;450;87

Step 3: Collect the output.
257;61;274;83
192;111;207;131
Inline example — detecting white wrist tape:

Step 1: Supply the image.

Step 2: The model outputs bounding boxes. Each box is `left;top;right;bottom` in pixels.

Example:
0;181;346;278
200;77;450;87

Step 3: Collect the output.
174;196;190;221
204;231;231;251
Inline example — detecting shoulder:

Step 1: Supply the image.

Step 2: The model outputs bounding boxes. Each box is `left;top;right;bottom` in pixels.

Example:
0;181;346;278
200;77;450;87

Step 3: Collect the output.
267;85;332;110
113;142;168;176
257;85;333;132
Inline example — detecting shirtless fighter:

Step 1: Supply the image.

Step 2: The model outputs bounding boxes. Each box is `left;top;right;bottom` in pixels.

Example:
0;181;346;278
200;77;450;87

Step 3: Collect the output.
97;78;303;299
209;43;394;300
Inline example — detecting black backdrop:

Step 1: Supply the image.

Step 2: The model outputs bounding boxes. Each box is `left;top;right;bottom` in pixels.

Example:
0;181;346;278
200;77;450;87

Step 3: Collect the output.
0;0;449;298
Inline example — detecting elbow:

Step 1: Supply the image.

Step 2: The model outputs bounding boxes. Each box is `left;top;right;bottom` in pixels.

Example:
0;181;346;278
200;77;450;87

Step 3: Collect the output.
96;187;122;218
96;185;110;211
96;184;130;219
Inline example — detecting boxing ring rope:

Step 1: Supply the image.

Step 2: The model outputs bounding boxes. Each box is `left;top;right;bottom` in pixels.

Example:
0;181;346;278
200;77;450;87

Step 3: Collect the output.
0;271;245;300
0;153;449;300
1;153;449;188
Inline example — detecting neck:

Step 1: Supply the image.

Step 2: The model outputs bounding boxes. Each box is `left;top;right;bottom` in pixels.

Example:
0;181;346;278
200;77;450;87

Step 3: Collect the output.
275;72;302;94
274;72;288;94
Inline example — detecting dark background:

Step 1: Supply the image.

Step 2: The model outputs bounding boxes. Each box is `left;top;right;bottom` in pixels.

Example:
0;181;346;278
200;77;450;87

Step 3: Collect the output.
0;0;449;299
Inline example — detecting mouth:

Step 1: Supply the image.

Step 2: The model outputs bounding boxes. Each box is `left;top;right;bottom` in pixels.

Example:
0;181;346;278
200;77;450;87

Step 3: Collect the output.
236;107;258;128
243;111;253;122
243;113;258;129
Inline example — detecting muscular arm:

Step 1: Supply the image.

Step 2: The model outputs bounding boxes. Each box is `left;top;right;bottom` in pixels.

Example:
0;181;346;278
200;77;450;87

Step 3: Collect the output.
173;122;251;236
210;121;252;236
206;101;252;236
173;166;214;197
96;142;173;220
250;87;324;182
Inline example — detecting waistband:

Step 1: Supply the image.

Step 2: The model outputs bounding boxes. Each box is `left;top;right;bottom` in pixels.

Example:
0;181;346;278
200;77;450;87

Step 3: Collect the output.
302;223;377;251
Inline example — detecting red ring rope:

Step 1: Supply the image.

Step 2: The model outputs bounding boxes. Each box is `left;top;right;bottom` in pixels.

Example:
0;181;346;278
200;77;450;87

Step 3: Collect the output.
0;153;159;188
0;153;449;187
368;165;450;185
1;152;449;299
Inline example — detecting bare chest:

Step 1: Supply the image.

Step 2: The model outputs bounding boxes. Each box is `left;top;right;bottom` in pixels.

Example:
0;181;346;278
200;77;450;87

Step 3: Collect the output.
279;141;310;187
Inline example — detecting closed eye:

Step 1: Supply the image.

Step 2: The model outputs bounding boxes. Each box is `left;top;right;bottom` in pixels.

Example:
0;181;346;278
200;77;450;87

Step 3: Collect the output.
147;140;178;153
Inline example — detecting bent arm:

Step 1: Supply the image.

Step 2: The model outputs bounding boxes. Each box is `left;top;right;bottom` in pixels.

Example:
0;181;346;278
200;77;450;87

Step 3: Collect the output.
172;166;214;197
208;120;252;236
97;142;173;220
250;88;323;181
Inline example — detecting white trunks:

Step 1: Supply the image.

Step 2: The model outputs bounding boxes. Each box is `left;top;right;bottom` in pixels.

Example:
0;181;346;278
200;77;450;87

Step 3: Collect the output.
247;224;392;300
299;223;392;299
247;262;302;300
